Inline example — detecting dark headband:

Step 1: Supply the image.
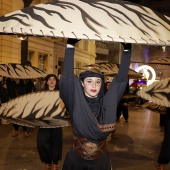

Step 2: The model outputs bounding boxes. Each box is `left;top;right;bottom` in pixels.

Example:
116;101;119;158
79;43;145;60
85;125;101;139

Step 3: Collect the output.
79;70;103;81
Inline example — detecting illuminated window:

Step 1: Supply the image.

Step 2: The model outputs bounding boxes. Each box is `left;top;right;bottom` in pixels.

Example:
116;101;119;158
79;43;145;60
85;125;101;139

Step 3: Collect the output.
38;54;48;71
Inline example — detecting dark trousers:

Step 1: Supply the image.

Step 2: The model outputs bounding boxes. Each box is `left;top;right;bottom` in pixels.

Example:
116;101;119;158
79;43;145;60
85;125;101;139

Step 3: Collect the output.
159;114;167;127
117;104;128;121
13;124;27;131
37;127;63;164
158;120;170;164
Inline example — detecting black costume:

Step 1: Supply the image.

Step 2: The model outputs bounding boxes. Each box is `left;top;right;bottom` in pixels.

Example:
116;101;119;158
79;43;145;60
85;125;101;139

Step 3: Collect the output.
116;83;130;121
37;74;62;166
6;78;28;133
0;83;9;104
117;102;128;121
37;128;62;164
157;108;170;165
13;79;29;132
60;46;131;170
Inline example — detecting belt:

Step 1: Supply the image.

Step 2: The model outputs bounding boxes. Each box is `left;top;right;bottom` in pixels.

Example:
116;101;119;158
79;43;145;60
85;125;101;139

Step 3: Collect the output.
73;136;106;160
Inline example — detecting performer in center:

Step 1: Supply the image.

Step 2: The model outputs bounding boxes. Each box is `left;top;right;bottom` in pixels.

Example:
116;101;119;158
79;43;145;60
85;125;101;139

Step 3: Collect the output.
60;39;131;170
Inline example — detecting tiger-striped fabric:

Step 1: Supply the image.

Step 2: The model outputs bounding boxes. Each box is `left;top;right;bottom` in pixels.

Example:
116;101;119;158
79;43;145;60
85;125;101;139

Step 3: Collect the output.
142;102;166;113
75;63;141;78
0;63;47;79
137;78;170;107
0;0;169;45
0;91;69;128
149;57;170;65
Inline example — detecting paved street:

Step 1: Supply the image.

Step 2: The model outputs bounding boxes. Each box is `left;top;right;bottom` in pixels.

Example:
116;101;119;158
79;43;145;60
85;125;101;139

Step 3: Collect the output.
0;104;170;170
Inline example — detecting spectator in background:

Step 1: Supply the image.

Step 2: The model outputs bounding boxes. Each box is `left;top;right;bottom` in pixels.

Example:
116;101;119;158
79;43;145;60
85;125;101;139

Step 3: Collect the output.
129;79;138;94
0;77;10;124
116;82;130;122
34;78;44;92
105;80;112;92
0;77;9;103
6;78;29;137
25;79;35;93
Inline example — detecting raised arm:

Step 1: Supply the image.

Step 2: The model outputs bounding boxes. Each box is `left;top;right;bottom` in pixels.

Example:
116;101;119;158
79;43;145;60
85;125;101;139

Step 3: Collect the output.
117;43;132;82
60;39;80;113
103;44;132;123
62;39;80;77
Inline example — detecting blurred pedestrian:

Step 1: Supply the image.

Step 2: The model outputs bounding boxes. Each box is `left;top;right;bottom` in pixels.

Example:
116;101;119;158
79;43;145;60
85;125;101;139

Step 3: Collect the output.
6;78;29;137
34;78;44;91
0;77;10;124
116;82;129;122
25;79;35;93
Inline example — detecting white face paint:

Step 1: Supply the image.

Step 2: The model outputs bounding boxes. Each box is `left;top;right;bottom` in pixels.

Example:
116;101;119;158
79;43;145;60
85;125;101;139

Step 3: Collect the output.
82;77;102;98
47;76;56;90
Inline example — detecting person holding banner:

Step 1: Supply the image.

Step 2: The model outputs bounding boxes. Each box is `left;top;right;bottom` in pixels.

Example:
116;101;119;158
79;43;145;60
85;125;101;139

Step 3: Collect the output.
60;39;131;170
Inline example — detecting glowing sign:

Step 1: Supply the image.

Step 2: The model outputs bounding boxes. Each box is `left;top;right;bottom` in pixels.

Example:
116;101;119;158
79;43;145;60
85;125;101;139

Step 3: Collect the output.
136;65;156;86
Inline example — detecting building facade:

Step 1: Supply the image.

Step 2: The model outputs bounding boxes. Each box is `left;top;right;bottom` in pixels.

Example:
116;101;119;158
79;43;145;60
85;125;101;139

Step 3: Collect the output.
0;0;170;81
0;0;96;76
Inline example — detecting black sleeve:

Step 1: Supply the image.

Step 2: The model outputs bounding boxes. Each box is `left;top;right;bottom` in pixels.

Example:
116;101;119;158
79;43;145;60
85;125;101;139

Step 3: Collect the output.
62;47;75;78
0;87;10;103
117;51;131;82
60;47;75;113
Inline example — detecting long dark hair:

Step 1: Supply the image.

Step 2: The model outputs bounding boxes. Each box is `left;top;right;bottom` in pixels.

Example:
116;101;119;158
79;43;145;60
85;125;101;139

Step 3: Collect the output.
43;74;59;90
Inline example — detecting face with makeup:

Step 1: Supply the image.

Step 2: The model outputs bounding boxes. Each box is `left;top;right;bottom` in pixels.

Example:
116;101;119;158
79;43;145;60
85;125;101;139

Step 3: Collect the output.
81;77;102;98
47;76;56;90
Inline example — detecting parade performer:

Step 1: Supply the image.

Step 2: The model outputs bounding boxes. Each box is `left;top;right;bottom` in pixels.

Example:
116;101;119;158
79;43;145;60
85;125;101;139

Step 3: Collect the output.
60;39;131;170
157;108;170;170
37;74;62;170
